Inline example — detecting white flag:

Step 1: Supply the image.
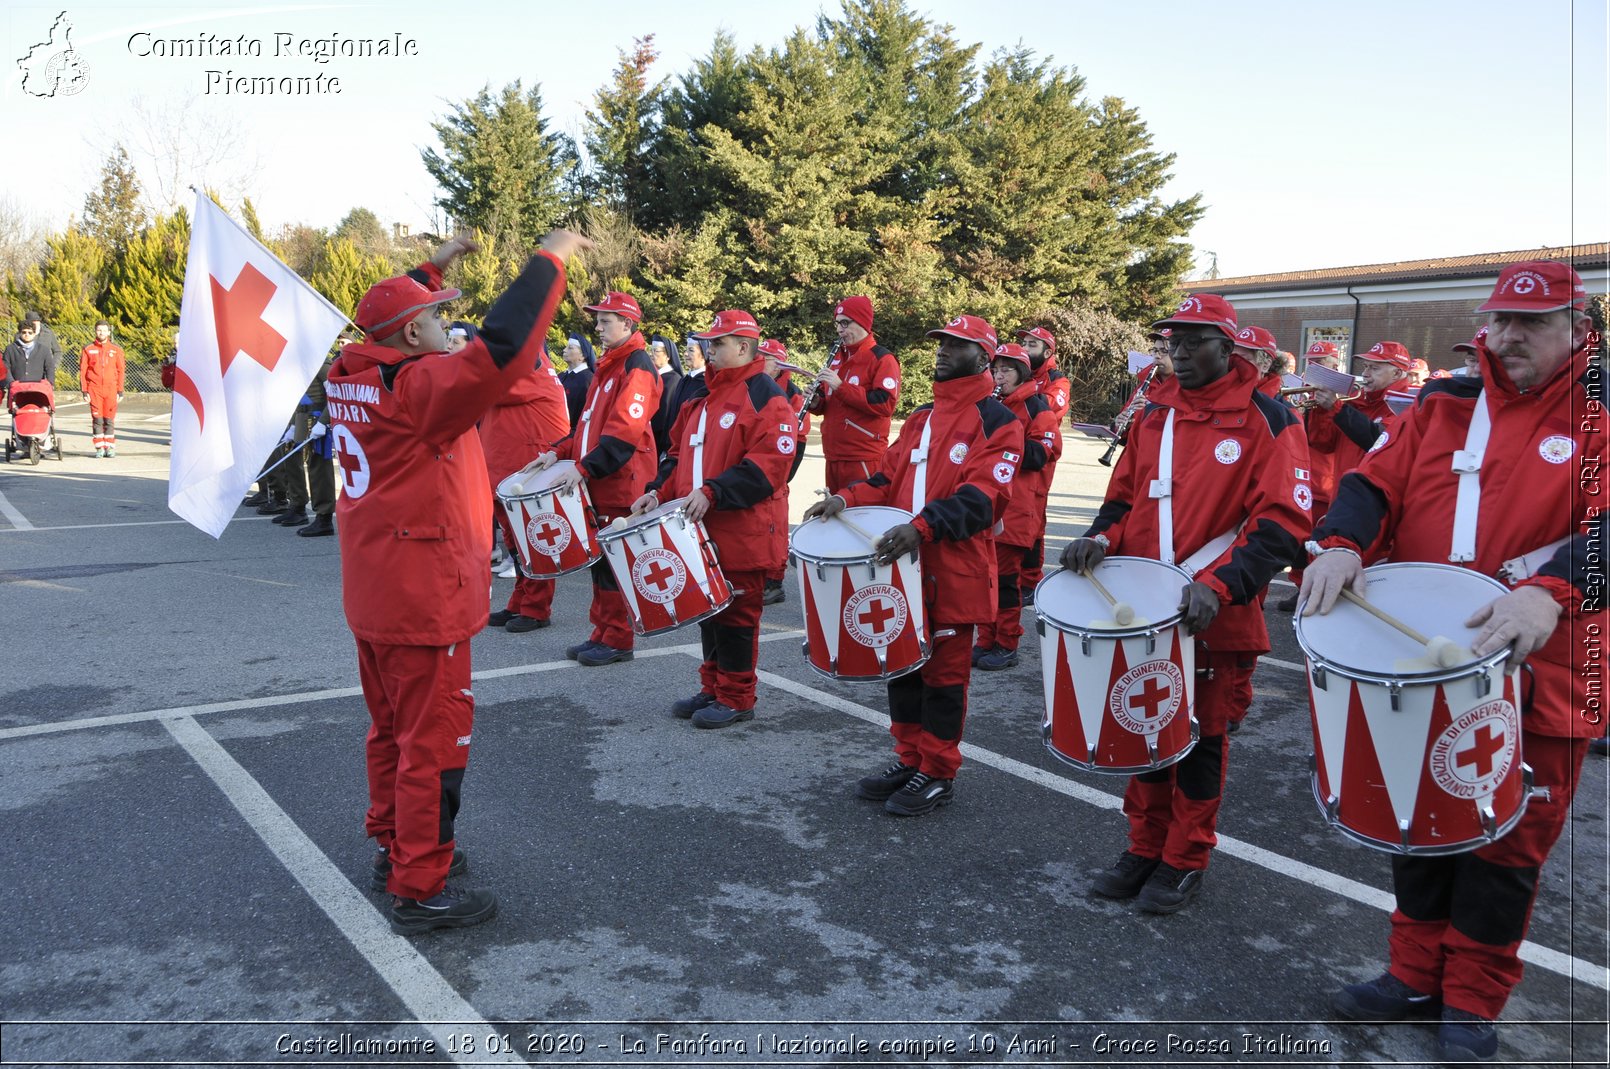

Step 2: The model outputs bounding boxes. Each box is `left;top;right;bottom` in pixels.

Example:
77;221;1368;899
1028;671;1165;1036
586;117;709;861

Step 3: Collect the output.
168;192;349;537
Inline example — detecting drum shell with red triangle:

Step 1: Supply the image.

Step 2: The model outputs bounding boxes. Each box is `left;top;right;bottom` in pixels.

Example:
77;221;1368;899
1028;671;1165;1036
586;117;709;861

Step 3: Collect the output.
599;501;732;636
495;462;600;578
1033;558;1199;774
1294;561;1530;855
790;506;929;681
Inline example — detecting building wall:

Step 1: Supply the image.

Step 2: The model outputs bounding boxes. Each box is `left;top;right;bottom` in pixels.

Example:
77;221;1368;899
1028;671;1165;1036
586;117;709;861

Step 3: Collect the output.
1242;299;1484;371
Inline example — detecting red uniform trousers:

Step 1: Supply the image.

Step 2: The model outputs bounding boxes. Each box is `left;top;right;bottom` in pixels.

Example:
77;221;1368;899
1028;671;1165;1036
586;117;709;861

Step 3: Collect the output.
696;568;766;710
826;458;877;495
976;541;1029;652
495;512;555;620
1124;649;1256;870
357;638;475;900
1018;540;1045;597
587;507;636;650
886;626;974;780
1386;732;1588;1019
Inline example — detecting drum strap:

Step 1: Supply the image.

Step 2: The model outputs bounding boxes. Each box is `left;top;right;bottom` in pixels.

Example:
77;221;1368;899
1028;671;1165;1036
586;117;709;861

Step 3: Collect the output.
1179;523;1244;579
690;405;709;492
1151;409;1176;564
909;415;933;515
1449;389;1490;563
578;387;602;458
1498;535;1571;585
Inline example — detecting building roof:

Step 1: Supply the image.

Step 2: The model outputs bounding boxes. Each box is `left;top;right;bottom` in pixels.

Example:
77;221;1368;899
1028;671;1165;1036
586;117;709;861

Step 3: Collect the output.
1195;243;1609;293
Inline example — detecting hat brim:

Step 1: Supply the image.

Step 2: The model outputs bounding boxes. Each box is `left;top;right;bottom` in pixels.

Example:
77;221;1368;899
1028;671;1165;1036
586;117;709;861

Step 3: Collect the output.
925;328;992;346
691;329;760;341
1150;318;1235;340
583;303;641;320
362;288;462;336
1474;299;1584;314
1451;343;1478;353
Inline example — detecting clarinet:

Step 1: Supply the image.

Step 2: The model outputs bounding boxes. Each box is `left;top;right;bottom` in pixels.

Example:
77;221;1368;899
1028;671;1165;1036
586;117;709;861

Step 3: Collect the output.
799;342;842;413
1098;365;1157;467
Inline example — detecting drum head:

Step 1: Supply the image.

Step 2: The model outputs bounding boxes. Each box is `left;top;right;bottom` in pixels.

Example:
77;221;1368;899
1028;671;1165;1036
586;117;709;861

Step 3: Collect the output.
1294;561;1510;677
497;460;578;498
791;506;913;562
1035;557;1189;633
603;499;685;541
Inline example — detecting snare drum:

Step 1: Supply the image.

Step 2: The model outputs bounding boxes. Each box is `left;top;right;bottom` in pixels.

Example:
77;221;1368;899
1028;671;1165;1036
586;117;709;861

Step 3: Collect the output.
495;462;600;578
1034;558;1197;774
1293;561;1529;855
790;506;929;681
599;500;732;636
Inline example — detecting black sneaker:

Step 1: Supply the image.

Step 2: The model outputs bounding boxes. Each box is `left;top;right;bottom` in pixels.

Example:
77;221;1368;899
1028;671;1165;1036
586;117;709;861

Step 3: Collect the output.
1090;850;1161;899
565;640;598;661
1135;862;1205;913
488;610;518;628
884;771;954;816
273;507;310;526
977;646;1018;671
671;692;717;719
505;614;550;633
1436;1008;1498;1063
970;646;989;667
1274;593;1298;613
370;846;468;892
577;643;633;666
693;702;754;729
256;497;289;516
390;883;497;935
1226;718;1242;735
1332;972;1441;1021
1020;587;1035;608
242;490;269;507
297;514;335;537
762;579;786;605
855;761;918;800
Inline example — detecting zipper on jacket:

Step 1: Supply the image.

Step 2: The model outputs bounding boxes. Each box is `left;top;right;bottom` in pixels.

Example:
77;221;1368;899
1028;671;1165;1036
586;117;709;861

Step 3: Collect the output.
843;418;879;440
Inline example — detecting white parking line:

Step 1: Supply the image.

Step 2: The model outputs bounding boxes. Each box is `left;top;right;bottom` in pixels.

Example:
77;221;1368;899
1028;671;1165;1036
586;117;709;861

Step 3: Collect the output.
0;489;34;530
163;716;528;1067
752;666;1610;994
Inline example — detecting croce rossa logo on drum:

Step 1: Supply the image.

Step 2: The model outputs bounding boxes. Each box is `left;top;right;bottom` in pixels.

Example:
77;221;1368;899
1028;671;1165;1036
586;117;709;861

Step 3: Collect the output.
1427;700;1519;800
842;584;908;648
1108;660;1186;736
631;547;687;604
525;512;572;556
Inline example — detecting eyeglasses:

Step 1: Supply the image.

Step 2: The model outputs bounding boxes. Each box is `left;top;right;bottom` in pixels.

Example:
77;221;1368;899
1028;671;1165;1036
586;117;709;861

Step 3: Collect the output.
1168;334;1221;352
832;319;855;329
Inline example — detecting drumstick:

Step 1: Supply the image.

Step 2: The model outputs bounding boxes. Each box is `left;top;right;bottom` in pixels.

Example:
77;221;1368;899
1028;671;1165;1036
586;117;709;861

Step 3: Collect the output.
833;513;883;547
1081;569;1135;627
1338;586;1461;668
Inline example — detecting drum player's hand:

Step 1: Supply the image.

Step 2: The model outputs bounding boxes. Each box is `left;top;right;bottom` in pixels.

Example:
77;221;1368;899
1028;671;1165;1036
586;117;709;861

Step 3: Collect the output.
874;523;921;565
1061;537;1106;574
1466;585;1562;662
682;490;712;523
802;493;846;522
528;450;559;472
1299;548;1366;616
552;462;586;492
629;491;658;516
1179;581;1221;635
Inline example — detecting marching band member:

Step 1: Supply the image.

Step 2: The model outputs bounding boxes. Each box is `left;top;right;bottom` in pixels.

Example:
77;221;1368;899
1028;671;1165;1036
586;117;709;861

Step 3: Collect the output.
331;230;582;934
1062;294;1310;913
531;292;662;667
1303;262;1605;1064
808;295;900;493
1306;341;1414;497
1231;324;1284;399
1452;327;1487;378
633;311;797;729
975;343;1061;670
1275;340;1351;612
803;315;1023;816
1012;326;1067;605
761;338;811;605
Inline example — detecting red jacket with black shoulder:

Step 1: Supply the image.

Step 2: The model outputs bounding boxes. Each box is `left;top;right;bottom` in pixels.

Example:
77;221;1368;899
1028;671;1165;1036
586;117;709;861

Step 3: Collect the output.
811;333;900;462
554;332;662;511
997;378;1062;548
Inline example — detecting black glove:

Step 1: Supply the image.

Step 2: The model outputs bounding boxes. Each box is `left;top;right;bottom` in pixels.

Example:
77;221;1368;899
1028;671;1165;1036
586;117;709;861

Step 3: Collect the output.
1061;537;1106;574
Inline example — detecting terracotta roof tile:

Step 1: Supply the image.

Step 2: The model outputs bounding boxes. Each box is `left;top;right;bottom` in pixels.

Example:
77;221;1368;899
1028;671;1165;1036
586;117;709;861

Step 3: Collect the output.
1195;243;1609;291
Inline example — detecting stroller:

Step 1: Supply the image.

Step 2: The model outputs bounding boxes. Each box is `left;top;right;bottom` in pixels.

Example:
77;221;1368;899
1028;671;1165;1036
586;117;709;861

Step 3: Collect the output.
5;379;64;465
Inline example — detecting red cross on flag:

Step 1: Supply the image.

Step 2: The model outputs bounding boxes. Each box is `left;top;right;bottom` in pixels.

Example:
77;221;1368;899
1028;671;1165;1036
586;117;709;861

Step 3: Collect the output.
168;192;350;537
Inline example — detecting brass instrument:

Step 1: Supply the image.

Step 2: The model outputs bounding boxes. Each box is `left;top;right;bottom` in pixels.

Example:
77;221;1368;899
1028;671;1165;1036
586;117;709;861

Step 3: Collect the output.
1098;365;1157;466
1278;384;1363;409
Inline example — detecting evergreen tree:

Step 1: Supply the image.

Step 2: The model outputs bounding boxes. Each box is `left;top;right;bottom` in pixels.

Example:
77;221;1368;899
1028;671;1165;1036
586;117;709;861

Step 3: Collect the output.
334;207;392;259
453;232;517;320
308;237;392;316
81;144;147;252
421;82;577;255
240;198;267;244
22;228;106;325
638;32;751;233
102;209;189;359
583;36;666;218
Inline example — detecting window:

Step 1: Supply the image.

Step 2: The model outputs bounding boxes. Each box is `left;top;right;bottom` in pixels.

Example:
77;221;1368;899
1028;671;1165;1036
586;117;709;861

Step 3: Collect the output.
1300;320;1352;369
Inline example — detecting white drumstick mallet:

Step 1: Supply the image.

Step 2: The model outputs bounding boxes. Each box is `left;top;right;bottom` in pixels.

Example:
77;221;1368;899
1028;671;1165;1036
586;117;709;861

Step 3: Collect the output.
1338;586;1461;668
1082;568;1134;627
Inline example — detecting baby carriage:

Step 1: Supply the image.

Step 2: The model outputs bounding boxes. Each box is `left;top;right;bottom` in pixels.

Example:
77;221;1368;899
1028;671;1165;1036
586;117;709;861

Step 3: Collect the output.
5;379;64;465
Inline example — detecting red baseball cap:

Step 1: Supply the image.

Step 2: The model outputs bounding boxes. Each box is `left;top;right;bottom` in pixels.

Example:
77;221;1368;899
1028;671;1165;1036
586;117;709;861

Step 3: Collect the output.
758;337;788;359
1410;357;1429;377
1451;325;1489;354
1014;326;1056;351
1357;341;1415;372
355;275;462;340
1147;327;1173;342
1231;324;1279;356
1305;341;1341;360
926;314;998;350
692;309;761;340
992;343;1032;373
833;295;874;333
583;291;644;322
1476;261;1587;314
1152;294;1238;340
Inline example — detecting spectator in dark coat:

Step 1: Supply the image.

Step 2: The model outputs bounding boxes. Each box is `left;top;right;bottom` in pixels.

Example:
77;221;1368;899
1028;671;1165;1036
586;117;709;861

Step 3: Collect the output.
558;334;596;429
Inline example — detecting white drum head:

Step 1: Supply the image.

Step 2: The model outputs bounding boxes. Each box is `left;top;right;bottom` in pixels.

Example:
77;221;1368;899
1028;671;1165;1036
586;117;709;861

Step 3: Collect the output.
602;499;686;541
1294;561;1510;676
497;460;578;499
1035;557;1189;633
792;506;913;562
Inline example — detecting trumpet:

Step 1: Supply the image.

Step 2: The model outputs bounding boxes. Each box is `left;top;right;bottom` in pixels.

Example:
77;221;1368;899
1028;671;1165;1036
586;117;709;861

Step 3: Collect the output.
1278;384;1362;409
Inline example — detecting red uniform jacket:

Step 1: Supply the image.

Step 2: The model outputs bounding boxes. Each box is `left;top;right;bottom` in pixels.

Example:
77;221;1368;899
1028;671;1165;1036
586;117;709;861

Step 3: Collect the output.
998;378;1063;548
1315;340;1607;737
812;334;900;462
839;372;1024;625
79;342;125;401
649;360;798;571
329;252;565;646
479;362;570;486
1306;387;1393;492
1087;358;1311;651
1033;359;1070;423
555;332;661;511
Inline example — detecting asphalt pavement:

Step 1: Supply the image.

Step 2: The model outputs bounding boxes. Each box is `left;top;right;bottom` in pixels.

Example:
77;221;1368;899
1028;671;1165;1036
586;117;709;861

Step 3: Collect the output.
0;394;1604;1068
